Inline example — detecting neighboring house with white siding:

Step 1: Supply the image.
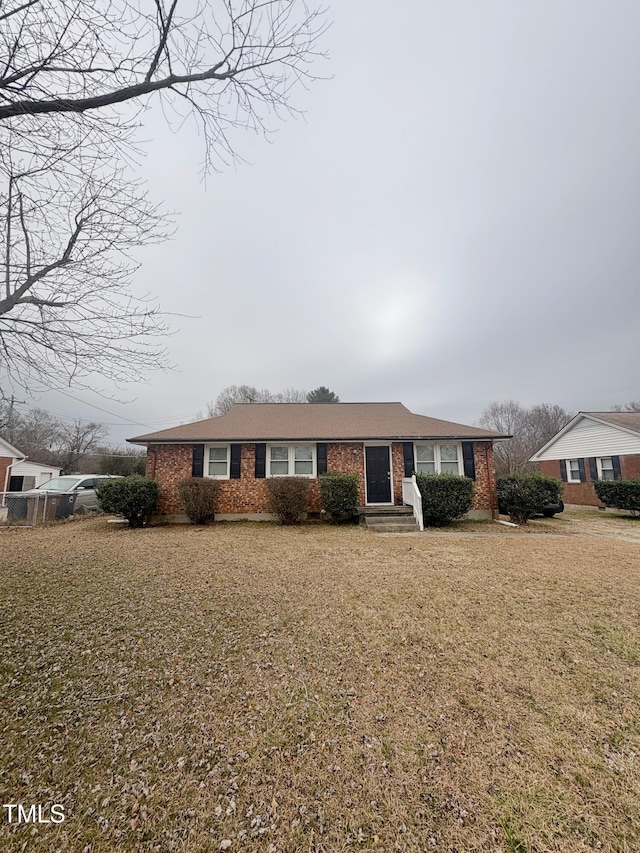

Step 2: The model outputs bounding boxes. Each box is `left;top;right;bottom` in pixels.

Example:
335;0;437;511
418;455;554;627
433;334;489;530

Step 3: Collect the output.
530;412;640;507
0;436;61;493
9;460;61;491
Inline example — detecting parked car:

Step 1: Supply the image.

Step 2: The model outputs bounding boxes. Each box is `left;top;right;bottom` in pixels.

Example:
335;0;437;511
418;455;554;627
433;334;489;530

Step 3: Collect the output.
497;496;565;518
26;475;122;514
540;498;565;517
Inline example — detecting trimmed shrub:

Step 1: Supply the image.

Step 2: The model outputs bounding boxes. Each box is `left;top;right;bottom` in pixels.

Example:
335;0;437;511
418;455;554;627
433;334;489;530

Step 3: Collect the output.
415;473;475;527
319;471;359;522
497;473;562;525
266;477;310;525
178;477;221;524
594;478;640;514
97;475;158;528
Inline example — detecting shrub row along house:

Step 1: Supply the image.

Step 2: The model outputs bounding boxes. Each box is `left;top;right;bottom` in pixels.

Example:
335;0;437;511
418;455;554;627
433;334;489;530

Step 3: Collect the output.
530;411;640;507
129;402;508;522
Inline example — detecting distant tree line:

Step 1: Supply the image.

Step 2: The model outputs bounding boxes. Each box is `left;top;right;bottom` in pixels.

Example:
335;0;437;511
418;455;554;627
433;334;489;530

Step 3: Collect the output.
205;385;340;417
0;402;145;475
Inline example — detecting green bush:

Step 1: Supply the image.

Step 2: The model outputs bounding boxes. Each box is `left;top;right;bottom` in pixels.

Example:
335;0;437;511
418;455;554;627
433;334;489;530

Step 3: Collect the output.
497;473;562;524
266;477;309;525
178;477;221;524
594;478;640;514
415;473;475;526
97;475;158;528
319;471;359;522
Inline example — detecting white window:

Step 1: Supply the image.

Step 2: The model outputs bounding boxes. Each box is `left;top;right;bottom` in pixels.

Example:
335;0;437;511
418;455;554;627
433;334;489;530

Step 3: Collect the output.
294;445;314;475
415;444;435;474
597;457;615;481
566;459;581;483
439;443;460;474
268;445;316;477
206;445;230;478
414;443;462;475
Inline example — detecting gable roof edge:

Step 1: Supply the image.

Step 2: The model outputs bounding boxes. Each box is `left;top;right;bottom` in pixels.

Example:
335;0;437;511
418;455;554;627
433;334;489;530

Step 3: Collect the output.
529;412;640;462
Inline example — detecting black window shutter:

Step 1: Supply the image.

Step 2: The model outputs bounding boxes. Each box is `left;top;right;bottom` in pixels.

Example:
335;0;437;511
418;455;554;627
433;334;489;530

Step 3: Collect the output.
612;455;622;479
192;444;204;478
230;444;242;479
316;443;328;475
402;442;414;477
559;460;567;482
588;457;598;481
577;458;586;482
255;443;266;479
462;442;476;480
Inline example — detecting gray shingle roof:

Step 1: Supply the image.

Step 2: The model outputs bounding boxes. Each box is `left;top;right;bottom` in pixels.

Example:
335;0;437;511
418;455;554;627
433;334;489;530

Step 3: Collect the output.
583;412;640;434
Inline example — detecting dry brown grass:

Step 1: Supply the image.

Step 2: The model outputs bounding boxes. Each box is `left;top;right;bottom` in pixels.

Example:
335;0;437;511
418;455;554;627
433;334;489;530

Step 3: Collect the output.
0;516;639;852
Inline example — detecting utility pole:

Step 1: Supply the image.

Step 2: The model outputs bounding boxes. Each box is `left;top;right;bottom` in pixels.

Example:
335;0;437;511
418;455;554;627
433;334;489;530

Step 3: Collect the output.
2;395;24;442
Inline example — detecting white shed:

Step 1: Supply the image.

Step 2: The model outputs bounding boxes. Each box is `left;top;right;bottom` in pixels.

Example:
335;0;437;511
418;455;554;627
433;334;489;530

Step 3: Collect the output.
10;460;62;491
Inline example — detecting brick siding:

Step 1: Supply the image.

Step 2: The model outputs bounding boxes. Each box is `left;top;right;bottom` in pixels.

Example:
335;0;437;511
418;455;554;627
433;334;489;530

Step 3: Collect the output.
0;456;13;492
540;453;640;507
622;454;640;479
471;441;496;512
147;439;498;520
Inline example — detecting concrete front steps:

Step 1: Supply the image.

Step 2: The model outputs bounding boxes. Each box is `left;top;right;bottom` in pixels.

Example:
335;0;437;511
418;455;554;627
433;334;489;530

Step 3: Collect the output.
359;505;420;533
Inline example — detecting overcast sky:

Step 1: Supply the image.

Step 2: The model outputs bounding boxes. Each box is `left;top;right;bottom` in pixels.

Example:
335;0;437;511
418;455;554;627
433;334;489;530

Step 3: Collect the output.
27;1;640;444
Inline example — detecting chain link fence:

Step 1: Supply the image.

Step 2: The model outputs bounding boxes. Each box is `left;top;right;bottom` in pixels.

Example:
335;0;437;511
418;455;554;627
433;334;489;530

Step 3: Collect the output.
0;492;77;527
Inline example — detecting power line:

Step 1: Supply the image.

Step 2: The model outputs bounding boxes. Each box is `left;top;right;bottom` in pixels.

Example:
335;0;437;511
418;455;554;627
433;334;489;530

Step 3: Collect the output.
44;389;200;429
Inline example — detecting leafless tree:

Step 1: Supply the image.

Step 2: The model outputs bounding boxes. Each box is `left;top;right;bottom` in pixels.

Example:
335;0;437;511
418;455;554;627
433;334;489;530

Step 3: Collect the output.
479;401;529;476
479;400;572;476
613;401;640;412
0;405;62;462
1;161;170;391
0;0;327;392
207;384;274;416
56;418;108;472
204;383;308;416
273;386;308;403
525;403;573;450
0;0;327;168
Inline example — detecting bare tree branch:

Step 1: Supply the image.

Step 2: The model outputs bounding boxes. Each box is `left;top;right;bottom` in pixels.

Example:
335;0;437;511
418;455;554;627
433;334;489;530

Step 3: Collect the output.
0;0;327;393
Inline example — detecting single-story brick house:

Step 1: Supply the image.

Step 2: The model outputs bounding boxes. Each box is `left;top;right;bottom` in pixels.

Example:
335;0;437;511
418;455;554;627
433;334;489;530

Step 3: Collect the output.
530;411;640;507
129;402;507;522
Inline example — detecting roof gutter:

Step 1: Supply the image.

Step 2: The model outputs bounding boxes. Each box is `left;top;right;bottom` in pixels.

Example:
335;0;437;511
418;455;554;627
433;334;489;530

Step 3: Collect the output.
129;434;511;446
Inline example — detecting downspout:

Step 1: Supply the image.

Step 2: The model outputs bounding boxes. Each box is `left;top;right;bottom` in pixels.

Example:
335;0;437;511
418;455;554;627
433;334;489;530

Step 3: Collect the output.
3;454;27;497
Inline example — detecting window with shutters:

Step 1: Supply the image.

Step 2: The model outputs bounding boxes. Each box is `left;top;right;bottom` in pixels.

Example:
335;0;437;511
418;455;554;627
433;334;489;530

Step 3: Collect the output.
414;443;462;475
205;445;230;478
566;459;581;483
597;457;615;480
267;445;316;477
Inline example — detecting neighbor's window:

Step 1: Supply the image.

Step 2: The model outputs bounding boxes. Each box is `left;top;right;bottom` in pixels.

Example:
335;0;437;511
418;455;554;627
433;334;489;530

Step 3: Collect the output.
414;443;462;475
566;459;581;483
597;457;615;480
207;445;229;478
268;445;315;477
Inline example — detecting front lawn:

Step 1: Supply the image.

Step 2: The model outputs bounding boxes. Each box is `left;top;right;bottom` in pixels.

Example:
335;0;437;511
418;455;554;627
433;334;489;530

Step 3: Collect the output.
1;519;639;851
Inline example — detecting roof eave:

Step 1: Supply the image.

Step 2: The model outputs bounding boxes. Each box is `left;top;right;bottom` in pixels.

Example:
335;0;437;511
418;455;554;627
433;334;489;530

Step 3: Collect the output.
129;433;508;445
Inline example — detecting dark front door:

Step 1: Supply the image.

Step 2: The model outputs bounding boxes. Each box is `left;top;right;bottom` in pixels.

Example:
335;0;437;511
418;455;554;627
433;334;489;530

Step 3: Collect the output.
365;445;392;504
